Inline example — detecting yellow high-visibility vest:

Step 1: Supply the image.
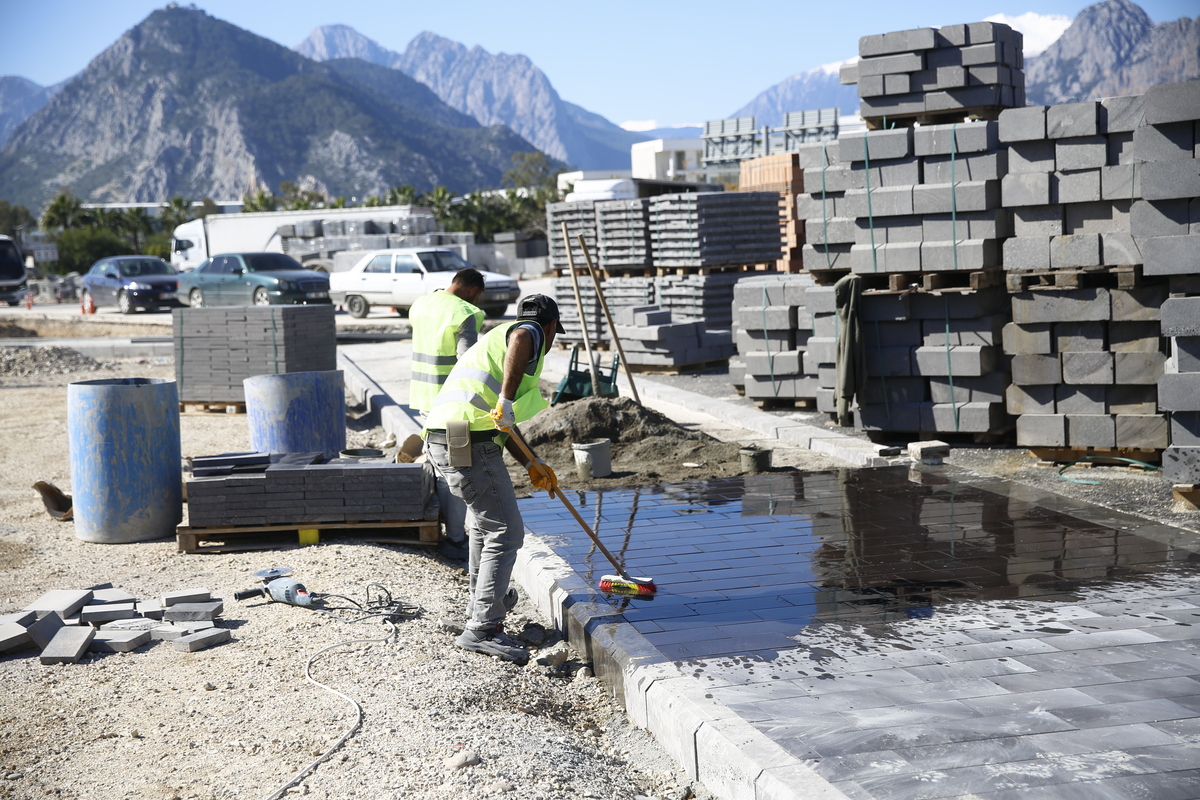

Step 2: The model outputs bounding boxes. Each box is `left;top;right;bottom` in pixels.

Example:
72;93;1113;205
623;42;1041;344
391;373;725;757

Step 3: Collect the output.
408;290;484;413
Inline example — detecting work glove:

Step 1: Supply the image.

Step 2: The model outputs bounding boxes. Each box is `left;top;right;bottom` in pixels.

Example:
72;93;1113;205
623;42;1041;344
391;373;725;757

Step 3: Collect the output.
489;397;515;431
525;459;558;493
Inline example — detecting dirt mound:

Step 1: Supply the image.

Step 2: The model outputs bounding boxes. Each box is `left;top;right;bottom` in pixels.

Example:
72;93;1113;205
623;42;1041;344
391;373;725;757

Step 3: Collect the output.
0;346;111;377
517;397;745;488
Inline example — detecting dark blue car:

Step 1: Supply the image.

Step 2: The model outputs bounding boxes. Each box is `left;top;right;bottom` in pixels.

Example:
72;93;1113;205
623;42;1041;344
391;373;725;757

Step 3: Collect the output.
81;256;181;314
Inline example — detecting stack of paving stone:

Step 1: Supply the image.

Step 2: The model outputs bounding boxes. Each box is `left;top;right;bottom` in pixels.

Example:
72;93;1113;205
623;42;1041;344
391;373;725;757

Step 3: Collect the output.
839;122;1009;276
1005;287;1170;450
186;459;435;527
0;587;231;662
1162;296;1200;482
999;98;1145;274
173;305;336;404
796;140;853;273
546;200;598;273
732;274;820;403
551;275;656;347
596;199;651;271
649;192;784;268
839;22;1025;123
612;306;736;369
738;153;806;271
803;286;1012;434
654;272;749;329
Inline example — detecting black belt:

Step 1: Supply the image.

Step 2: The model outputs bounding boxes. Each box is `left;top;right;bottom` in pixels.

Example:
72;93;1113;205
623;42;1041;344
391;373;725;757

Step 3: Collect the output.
425;429;503;445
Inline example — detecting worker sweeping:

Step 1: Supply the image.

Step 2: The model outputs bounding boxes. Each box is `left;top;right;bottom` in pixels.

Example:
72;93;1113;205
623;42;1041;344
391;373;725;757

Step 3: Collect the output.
422;294;560;664
408;268;487;561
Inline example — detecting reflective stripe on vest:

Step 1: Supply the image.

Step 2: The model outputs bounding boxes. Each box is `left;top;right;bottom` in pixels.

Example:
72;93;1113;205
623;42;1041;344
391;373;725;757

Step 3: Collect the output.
408;290;484;413
424;321;548;433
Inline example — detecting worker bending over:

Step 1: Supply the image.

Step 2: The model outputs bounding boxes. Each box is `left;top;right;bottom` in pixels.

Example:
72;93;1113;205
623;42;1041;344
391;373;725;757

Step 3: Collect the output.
408;268;486;560
422;295;559;664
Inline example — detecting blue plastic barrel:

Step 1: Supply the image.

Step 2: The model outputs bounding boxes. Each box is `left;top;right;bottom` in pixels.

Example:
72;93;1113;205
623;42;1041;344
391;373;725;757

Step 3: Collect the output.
244;370;346;460
68;377;182;543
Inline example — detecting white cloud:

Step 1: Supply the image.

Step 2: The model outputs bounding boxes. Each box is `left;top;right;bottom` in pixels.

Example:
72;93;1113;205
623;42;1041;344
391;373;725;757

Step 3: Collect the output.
984;12;1072;56
620;120;659;132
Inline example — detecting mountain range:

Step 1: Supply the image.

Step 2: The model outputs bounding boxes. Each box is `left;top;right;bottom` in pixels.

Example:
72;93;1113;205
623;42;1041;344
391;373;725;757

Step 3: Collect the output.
0;7;535;211
296;26;647;170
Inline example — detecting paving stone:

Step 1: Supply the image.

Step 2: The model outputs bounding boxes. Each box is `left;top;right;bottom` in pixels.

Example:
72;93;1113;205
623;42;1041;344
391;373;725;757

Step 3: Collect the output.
1177;337;1200;373
1053;171;1103;205
838;128;913;162
1017;414;1067;447
1160;374;1200;412
1144;235;1200;277
24;590;92;620
999;105;1047;142
26;612;65;649
88;588;136;605
173;627;231;653
1047;102;1100;139
1007;384;1056;414
1056;136;1107;170
1012;354;1061;385
78;603;136;624
1140;160;1200;202
1056;385;1107;414
1114;352;1167;384
100;618;162;632
1062;352;1114;384
1101;165;1141;201
912;345;998;376
1109;385;1158;414
1003;236;1050;270
1109;322;1162;353
1133;122;1195;163
1102;94;1147;133
89;630;151;653
163;601;224;622
1164;446;1200;482
1003;323;1052;355
1162;298;1200;337
0;621;32;653
1012;289;1110;324
1013;205;1065;236
1054;321;1106;351
39;626;95;665
1115;414;1170;449
136;600;163;620
1003;173;1052;207
1068;414;1116;447
1144;80;1200;125
1099;232;1142;267
1132;199;1191;238
0;610;37;628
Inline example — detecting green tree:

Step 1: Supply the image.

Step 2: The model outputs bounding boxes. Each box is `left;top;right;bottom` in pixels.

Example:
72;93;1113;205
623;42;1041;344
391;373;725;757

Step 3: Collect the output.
363;194;385;207
198;198;221;219
503;152;564;191
385;184;420;206
425;186;456;224
41;190;89;230
53;228;129;274
242;190;278;213
0;201;37;239
119;208;155;253
330;196;348;208
279;181;324;211
142;232;172;259
159;196;194;231
88;208;124;232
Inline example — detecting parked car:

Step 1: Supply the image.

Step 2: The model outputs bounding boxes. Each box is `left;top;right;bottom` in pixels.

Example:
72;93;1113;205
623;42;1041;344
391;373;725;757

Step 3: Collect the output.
80;256;181;314
177;252;331;308
329;248;520;318
0;236;28;306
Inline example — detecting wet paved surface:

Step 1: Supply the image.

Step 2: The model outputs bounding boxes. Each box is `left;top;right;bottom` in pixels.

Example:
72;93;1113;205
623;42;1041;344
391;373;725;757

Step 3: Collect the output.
520;466;1200;799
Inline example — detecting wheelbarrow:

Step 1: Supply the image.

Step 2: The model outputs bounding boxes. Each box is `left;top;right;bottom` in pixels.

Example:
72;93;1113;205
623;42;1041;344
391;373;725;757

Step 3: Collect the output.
552;344;620;405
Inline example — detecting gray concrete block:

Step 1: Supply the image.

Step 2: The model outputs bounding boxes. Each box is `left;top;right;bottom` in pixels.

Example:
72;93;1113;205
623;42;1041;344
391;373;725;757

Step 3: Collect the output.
838;128;913;162
136;601;164;620
1143;80;1200;126
1056;137;1107;170
24;590;92;620
1013;206;1065;237
1068;414;1116;447
1056;385;1107;414
1012;288;1111;323
1109;385;1159;414
1017;414;1067;447
0;622;32;653
0;610;38;628
856;403;922;432
744;350;803;376
921;239;1000;271
912;181;999;214
173;627;232;652
1139;160;1200;202
1143;236;1200;277
866;346;913;377
1109;321;1162;352
89;588;136;605
89;630;151;653
923;151;1009;183
1007;384;1056;414
1002;173;1051;207
912;345;998;377
1133;122;1194;162
850;242;921;273
913;120;999;156
1100;232;1142;267
1171;411;1200;445
1160;374;1200;411
929;373;1008;403
843;186;914;217
1100;165;1140;201
1052;171;1102;205
1111;286;1167;322
911;287;1009;319
163;601;224;622
1062;351;1114;384
1114;352;1167;384
923;315;1005;347
804;286;837;314
1116;414;1170;449
1050;234;1102;269
1164;446;1200;482
1054;322;1106;352
1163;298;1200;337
1008;140;1056;174
802;243;852;271
100;618;162;632
162;588;212;607
79;603;136;624
1047;102;1100;139
1065;200;1131;235
846;157;923;190
805;216;857;246
1108;131;1136;166
1003;323;1052;354
40;626;95;665
1101;94;1147;134
1131;199;1190;238
26;612;65;650
1012;354;1061;384
999;105;1047;142
1177;337;1200;372
860;293;914;322
922;402;1007;434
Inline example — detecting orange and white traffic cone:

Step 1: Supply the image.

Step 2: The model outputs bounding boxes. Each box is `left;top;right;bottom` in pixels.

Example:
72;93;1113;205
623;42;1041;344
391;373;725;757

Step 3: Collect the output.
24;291;34;310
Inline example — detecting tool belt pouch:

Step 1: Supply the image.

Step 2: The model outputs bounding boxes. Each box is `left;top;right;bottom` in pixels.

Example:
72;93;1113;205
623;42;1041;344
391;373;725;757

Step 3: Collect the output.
446;420;473;468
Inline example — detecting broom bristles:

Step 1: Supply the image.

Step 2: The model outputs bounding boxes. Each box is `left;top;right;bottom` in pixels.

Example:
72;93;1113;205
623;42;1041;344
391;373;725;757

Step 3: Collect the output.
598;575;657;596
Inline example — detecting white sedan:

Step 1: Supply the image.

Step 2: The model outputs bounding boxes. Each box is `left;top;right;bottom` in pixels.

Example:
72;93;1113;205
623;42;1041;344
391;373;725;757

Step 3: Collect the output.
329;248;520;318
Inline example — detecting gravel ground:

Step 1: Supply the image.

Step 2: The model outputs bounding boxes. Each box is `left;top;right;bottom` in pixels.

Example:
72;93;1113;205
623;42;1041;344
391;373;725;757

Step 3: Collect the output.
0;361;711;800
0;316;172;339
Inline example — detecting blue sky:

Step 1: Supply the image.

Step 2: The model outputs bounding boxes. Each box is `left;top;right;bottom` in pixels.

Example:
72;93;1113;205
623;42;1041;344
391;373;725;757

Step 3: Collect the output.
2;1;1195;128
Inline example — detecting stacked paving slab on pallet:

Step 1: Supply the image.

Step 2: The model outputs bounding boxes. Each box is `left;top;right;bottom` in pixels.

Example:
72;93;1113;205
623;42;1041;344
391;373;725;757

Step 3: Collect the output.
187;461;436;527
840;22;1025;124
612;306;735;368
547;201;598;272
1006;287;1169;450
173;306;337;403
649;192;784;268
552;275;656;348
596;199;651;271
738;153;806;272
732;275;820;403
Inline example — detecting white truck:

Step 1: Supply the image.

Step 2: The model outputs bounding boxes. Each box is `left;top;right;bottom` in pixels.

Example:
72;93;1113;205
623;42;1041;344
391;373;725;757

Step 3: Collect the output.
170;205;461;273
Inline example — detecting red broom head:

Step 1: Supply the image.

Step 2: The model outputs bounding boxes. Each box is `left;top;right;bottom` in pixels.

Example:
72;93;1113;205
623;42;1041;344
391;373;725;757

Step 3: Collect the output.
598;576;657;596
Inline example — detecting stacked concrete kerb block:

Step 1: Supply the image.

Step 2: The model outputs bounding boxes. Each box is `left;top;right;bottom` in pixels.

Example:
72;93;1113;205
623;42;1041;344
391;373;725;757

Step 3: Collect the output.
840;22;1025;123
547;200;598;272
173;305;337;403
649;192;784;268
796;140;853;273
1005;287;1170;449
1162;295;1200;482
596;199;651;271
613;305;735;369
998;97;1146;273
732;275;820;402
187;459;436;527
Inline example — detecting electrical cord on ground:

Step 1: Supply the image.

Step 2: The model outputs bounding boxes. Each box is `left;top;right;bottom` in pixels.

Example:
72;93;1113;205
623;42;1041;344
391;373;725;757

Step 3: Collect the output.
261;583;423;800
1058;455;1161;485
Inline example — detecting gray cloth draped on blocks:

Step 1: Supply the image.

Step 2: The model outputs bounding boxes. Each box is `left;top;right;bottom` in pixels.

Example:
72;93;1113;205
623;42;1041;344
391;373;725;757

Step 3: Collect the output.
834;274;866;428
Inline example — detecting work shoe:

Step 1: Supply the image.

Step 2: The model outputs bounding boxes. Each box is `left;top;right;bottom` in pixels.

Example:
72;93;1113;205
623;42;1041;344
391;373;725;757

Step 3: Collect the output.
438;538;469;561
456;628;529;664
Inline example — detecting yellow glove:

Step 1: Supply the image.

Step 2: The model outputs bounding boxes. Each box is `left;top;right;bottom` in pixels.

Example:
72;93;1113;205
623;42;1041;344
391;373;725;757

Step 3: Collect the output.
489;397;515;431
526;459;557;493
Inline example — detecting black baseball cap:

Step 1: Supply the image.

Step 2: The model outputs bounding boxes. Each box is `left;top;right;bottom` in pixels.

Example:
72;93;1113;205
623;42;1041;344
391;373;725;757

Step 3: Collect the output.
516;294;559;324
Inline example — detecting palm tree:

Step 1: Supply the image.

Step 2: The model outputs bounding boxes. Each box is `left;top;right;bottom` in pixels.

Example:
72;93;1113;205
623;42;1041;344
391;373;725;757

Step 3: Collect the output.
119;208;155;253
89;208;123;232
159;196;194;230
426;186;456;225
41;190;87;230
385;184;419;206
241;190;278;213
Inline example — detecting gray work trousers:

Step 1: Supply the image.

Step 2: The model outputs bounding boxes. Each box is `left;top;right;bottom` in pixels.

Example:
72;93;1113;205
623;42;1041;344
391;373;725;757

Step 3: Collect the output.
435;473;468;544
426;439;525;632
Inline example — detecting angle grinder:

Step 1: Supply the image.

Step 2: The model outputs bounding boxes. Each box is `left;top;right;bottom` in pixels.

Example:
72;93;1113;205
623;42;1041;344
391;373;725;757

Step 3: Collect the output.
234;567;314;607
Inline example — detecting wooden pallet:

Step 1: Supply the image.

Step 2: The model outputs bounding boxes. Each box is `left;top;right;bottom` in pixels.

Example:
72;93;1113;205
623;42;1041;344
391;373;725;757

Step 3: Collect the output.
860;269;1004;294
1006;266;1152;293
180;402;246;415
1173;485;1200;509
653;263;778;277
177;519;440;554
1028;447;1163;466
626;358;729;375
864;106;1007;130
754;397;816;411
